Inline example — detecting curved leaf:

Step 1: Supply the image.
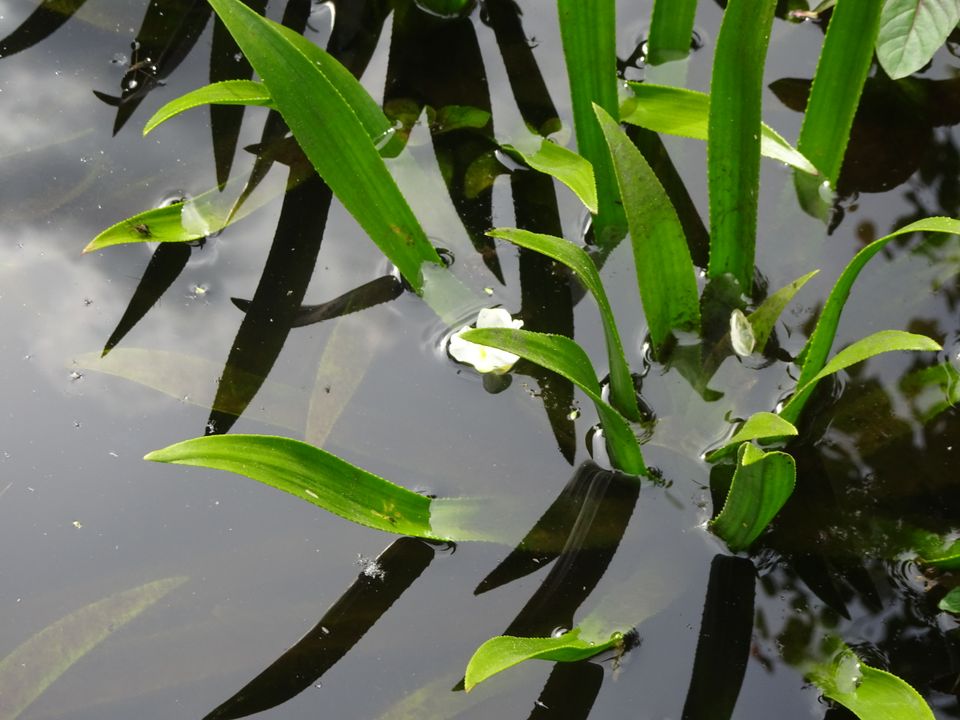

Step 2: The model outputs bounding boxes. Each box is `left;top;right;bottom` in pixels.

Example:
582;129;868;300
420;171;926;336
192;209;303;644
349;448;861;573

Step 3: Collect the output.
620;83;818;175
876;0;960;80
710;443;795;551
143;80;273;135
464;628;623;692
705;412;798;462
747;269;819;352
939;587;960;613
595;105;701;351
486;228;640;420
503;140;598;213
461;328;646;476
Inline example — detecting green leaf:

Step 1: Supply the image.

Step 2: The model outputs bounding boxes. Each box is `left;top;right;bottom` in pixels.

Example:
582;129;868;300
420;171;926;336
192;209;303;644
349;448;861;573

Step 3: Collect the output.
146;434;448;539
647;0;699;65
594;105;701;351
557;0;626;242
782;330;942;422
503;140;598;214
747;270;819;352
205;0;440;291
464;627;623;692
621;83;818;175
143;80;274;136
876;0;960;80
486;228;640;421
797;0;883;185
710;443;795;551
707;0;777;290
461;328;646;476
939;587;960;613
0;576;186;720
806;642;935;720
705;412;798;462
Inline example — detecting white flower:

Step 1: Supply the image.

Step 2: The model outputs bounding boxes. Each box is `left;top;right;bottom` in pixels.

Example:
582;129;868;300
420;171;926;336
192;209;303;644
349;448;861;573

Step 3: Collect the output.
448;308;524;374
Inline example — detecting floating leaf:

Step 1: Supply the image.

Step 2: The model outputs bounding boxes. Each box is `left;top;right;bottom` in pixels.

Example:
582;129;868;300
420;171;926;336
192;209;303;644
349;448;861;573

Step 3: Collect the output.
876;0;960;80
707;0;777;290
595;105;701;352
486;228;639;420
620;83;818;175
710;443;795;551
705;412;798;462
462;328;646;476
0;576;186;720
464;627;623;692
747;269;818;352
503;140;598;213
939;587;960;613
143;80;273;135
806;641;935;720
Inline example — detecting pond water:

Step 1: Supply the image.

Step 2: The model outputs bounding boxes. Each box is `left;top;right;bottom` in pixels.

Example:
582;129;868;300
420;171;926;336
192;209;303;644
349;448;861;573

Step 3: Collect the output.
2;1;960;718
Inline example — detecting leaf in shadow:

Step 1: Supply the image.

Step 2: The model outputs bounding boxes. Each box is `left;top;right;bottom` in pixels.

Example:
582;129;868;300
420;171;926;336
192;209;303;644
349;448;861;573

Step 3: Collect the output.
203;538;434;720
0;0;88;59
527;661;604;720
231;274;403;328
0;576;187;720
680;555;755;720
102;242;192;357
207;173;329;436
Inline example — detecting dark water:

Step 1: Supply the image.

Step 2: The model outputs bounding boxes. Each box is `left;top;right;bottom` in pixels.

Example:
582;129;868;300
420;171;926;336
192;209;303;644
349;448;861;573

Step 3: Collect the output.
1;1;960;718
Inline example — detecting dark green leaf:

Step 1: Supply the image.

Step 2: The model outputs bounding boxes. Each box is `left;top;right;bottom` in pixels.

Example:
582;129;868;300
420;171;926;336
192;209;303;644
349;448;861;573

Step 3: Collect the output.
143;80;273;135
876;0;960;80
0;577;187;720
486;228;639;420
710;443;795;551
461;328;646;475
705;412;798;462
707;0;777;290
503;140;598;213
621;83;818;175
594;105;701;351
464;627;623;692
647;0;699;65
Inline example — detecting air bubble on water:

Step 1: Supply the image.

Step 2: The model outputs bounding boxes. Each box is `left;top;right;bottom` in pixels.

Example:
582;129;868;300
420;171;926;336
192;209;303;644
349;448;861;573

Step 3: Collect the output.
356;554;386;580
123;77;139;91
817;180;835;204
233;52;243;62
551;627;569;638
320;625;330;635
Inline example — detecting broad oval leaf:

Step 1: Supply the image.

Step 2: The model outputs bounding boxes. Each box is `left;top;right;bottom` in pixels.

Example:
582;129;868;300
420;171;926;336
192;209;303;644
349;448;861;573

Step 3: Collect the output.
146;434;446;539
710;443;795;551
461;328;647;476
464;627;623;692
502;140;598;213
486;228;640;421
594;105;701;352
620;83;818;175
144;80;274;136
0;576;187;720
876;0;960;80
806;642;935;720
705;412;798;462
206;0;440;290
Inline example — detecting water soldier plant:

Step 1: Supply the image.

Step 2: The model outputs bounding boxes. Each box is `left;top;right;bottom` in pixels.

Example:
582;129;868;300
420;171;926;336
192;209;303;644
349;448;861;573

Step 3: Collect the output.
79;0;960;717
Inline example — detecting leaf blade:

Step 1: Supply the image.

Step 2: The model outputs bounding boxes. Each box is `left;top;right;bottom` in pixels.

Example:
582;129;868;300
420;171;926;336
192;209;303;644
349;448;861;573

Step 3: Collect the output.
876;0;960;80
504;140;598;214
143;80;274;136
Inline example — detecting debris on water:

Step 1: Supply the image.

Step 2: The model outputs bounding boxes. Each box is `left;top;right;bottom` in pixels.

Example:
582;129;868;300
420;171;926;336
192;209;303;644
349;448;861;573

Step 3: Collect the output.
82;297;93;306
188;283;210;300
356;554;386;580
483;287;494;296
69;370;83;381
567;408;581;420
320;625;330;635
72;520;83;529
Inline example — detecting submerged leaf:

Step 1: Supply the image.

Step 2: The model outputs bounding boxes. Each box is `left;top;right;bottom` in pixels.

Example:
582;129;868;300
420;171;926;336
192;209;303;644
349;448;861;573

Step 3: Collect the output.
464;627;623;692
876;0;960;80
503;140;598;213
0;576;186;720
710;443;795;551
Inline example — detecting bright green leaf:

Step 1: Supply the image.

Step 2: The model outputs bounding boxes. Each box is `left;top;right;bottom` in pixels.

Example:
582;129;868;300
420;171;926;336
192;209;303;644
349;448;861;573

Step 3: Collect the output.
486;228;639;420
710;443;795;551
0;576;187;720
782;330;942;422
503;140;598;213
620;83;818;175
461;328;647;476
594;105;701;351
705;412;798;462
707;0;777;290
206;0;440;291
646;0;699;65
939;587;960;613
876;0;960;80
806;642;935;720
143;80;274;136
464;627;623;692
747;270;819;352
